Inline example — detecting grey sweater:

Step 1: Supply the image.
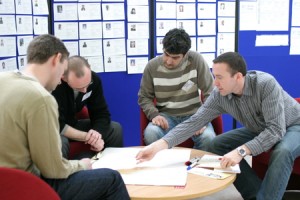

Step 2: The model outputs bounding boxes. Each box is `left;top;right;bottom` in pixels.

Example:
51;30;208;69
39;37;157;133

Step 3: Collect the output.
138;50;214;120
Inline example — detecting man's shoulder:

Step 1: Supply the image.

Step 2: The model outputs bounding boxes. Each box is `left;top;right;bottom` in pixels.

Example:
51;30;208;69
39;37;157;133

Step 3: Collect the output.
248;71;276;83
52;80;71;97
147;55;162;66
18;79;56;107
186;50;203;59
91;70;103;83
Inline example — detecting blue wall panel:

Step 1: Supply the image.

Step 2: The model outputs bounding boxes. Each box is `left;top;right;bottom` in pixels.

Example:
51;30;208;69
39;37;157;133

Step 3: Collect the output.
99;72;142;147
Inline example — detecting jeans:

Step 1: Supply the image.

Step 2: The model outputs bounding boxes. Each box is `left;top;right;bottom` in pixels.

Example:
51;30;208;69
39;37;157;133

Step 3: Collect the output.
144;113;216;151
208;125;300;200
43;168;130;200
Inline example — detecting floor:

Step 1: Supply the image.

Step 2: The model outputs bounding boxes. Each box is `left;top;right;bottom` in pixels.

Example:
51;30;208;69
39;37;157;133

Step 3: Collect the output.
193;187;300;200
193;184;243;200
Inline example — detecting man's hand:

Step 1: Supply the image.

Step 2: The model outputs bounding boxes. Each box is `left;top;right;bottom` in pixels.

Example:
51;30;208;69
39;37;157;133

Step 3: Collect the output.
194;126;206;136
152;115;169;130
136;139;168;164
220;149;243;168
85;129;104;152
80;158;92;169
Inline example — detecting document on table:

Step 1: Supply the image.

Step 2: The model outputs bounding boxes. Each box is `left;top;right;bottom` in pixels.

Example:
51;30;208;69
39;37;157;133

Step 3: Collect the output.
92;147;190;186
197;155;241;174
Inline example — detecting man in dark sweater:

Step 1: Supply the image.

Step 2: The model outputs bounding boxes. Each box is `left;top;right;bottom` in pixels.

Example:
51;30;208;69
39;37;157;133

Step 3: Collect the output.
52;55;123;158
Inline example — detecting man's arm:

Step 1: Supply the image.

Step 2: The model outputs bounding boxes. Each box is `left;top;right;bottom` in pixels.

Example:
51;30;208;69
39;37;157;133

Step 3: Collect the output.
63;125;87;141
85;72;111;134
220;145;251;168
28;96;89;179
63;125;104;152
245;76;286;155
138;62;159;120
136;139;169;163
163;91;222;147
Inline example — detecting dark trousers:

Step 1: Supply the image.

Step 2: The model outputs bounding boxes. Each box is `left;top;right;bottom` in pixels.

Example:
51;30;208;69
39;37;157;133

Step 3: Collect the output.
61;120;123;159
43;168;130;200
208;127;261;200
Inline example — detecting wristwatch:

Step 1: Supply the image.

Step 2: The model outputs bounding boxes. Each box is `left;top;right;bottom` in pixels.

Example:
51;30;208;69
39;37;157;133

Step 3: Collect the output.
237;147;247;157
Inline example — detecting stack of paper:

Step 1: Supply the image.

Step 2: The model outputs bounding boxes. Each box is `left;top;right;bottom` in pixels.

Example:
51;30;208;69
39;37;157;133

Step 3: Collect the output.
197;155;241;174
188;155;240;180
92;147;191;186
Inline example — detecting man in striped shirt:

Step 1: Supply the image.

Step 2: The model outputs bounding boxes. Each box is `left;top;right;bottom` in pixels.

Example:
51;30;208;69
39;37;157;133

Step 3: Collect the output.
138;28;216;150
136;52;300;200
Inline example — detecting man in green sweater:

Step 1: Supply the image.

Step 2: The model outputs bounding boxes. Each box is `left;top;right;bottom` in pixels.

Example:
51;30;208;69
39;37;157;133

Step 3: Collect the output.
138;28;216;150
0;34;129;200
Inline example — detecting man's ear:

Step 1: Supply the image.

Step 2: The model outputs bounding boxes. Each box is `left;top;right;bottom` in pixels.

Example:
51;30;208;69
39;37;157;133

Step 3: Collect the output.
236;72;244;80
52;53;62;67
61;74;67;82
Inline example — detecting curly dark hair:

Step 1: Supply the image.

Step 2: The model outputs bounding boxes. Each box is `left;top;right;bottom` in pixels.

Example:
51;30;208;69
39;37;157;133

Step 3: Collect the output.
162;28;191;55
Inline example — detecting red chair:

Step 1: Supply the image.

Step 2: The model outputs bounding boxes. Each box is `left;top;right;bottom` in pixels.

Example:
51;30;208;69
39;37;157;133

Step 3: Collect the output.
252;97;300;190
0;167;60;200
140;108;223;147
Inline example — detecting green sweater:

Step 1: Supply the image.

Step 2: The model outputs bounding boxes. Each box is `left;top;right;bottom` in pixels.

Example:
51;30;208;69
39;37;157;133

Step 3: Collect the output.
0;72;87;178
138;51;214;120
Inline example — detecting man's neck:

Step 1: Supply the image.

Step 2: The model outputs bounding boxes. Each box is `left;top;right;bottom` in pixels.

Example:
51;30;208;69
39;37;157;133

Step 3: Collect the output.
22;64;47;88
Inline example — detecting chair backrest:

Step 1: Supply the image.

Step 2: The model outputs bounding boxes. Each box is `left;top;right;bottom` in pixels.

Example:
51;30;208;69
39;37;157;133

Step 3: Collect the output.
75;106;89;119
0;167;60;200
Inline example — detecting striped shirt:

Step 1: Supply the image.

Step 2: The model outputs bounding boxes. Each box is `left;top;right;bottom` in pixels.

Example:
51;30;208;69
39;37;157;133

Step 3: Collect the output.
164;71;300;156
138;51;214;120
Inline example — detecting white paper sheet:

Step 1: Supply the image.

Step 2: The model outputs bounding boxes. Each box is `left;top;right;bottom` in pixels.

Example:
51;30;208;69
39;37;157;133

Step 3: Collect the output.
239;1;257;31
176;20;196;36
176;3;196;19
78;3;102;20
292;0;300;26
256;0;289;31
156;2;176;19
127;38;149;55
127;23;149;39
16;0;32;14
197;36;216;53
198;3;216;19
290;27;300;55
127;57;148;74
17;35;33;56
92;147;190;186
0;57;17;72
255;34;289;46
102;3;125;20
127;6;149;22
197;19;216;36
104;55;126;72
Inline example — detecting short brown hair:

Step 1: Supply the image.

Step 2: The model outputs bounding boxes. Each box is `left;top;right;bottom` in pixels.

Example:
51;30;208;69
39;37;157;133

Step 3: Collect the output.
213;52;247;76
27;34;69;64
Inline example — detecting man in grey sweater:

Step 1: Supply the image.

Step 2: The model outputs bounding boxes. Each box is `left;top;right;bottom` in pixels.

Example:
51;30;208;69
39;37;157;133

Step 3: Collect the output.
138;28;216;150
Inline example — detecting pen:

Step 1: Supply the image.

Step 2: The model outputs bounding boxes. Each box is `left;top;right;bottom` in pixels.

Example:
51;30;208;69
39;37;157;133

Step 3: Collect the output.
187;158;199;170
185;157;200;166
91;151;103;164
